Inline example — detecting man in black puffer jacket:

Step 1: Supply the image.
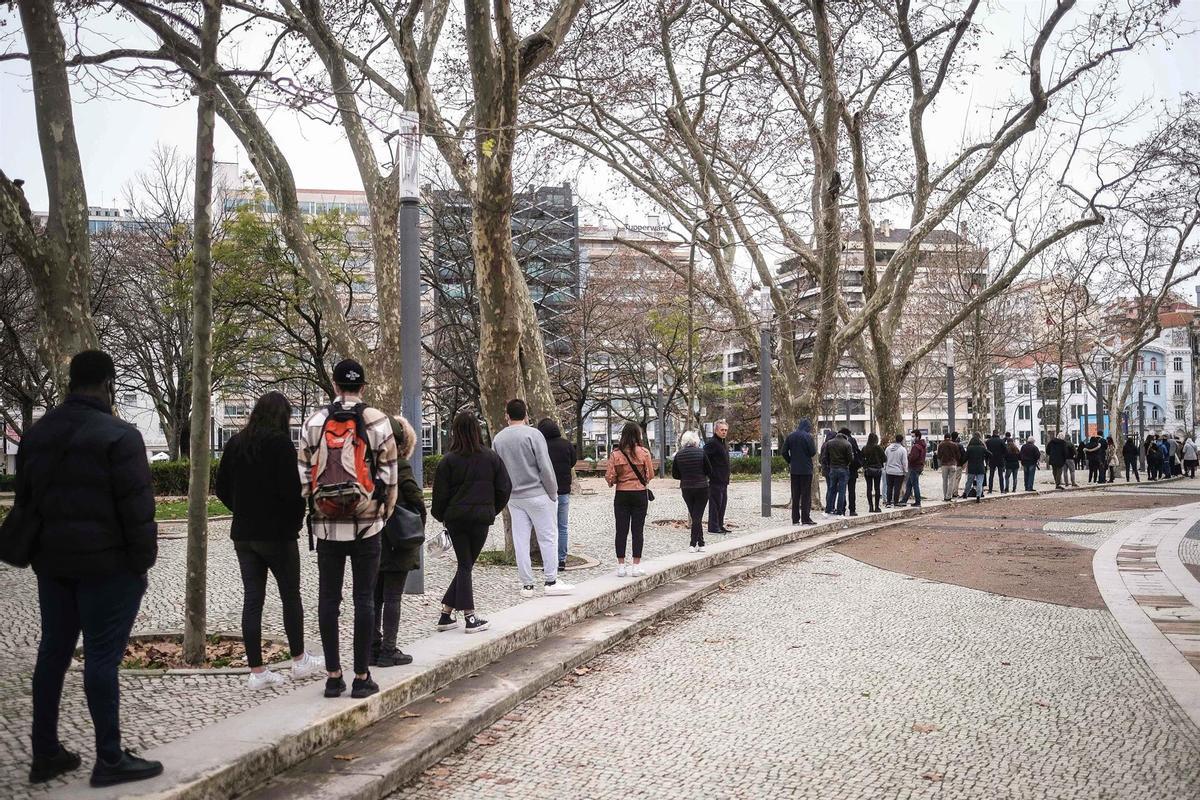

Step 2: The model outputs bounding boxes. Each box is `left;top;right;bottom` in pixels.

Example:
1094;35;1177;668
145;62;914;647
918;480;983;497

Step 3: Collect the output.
16;351;161;787
537;418;576;571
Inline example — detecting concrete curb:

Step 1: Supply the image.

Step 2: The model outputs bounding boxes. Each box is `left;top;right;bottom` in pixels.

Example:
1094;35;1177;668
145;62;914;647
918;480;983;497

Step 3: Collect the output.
53;476;1183;800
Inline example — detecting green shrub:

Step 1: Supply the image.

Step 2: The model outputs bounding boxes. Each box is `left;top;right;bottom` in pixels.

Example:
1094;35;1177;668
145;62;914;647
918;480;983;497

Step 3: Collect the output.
150;460;220;497
728;455;788;475
422;454;442;486
0;505;8;524
0;473;14;492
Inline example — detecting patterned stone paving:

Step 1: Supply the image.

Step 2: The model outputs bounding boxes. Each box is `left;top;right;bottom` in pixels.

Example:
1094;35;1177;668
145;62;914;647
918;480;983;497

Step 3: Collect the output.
1113;521;1200;673
397;551;1200;800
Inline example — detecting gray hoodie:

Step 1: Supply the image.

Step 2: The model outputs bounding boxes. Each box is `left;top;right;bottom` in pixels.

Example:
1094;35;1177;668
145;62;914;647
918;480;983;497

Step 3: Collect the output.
492;423;559;501
884;442;909;476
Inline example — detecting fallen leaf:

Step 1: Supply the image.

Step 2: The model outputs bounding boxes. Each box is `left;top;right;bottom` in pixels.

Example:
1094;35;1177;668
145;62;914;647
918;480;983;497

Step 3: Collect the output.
922;771;944;782
333;754;360;762
912;723;937;733
602;612;617;617
861;692;871;698
495;777;516;785
1000;661;1011;666
473;735;499;746
399;711;421;719
476;772;497;780
435;697;453;704
573;666;591;676
1034;699;1051;708
428;767;450;777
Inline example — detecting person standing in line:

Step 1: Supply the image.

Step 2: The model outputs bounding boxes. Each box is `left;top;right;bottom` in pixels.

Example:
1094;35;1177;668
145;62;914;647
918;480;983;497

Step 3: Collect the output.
1159;434;1172;478
1085;435;1102;484
672;431;712;551
1003;437;1020;493
300;359;398;700
1105;436;1118;483
1122;435;1141;482
1183;436;1198;478
936;432;962;502
1075;439;1088;474
431;412;512;635
536;418;576;573
19;351;163;787
370;416;426;667
985;430;1006;494
900;430;926;507
606;422;655;575
822;430;853;517
782;418;818;525
964;434;989;503
1063;438;1079;487
1019;437;1041;491
840;428;862;517
1145;435;1162;480
818;429;835;506
704;420;732;534
215;391;321;690
884;434;908;508
954;432;968;497
860;433;886;512
1166;434;1180;476
1046;432;1069;489
492;400;574;598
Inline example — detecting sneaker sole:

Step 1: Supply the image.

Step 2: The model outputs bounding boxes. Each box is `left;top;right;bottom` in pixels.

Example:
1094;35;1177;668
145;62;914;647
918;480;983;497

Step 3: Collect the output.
436;624;460;632
464;623;490;633
351;688;380;699
89;765;164;787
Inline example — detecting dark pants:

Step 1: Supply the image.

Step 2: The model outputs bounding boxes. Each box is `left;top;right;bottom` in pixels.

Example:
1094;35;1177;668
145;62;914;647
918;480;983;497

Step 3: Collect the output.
885;474;904;506
1149;462;1160;480
825;467;849;514
316;535;381;677
865;471;882;510
235;539;305;668
1126;462;1140;482
32;571;146;762
441;523;490;611
901;469;922;504
790;473;813;523
846;470;858;514
1005;465;1018;492
1052;465;1063;486
373;570;408;653
1023;464;1036;491
1186;460;1196;478
681;487;709;546
615;490;649;559
988;463;1003;492
707;482;728;532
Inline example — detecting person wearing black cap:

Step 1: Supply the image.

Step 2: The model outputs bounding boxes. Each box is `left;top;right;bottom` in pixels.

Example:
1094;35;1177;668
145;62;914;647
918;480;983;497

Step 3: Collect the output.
15;351;162;786
298;358;399;700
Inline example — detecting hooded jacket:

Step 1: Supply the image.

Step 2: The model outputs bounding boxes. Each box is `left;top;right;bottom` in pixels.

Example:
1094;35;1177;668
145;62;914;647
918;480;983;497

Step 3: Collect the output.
1122;439;1140;463
884;442;909;476
1019;442;1040;466
1184;440;1197;461
907;438;928;471
782;419;818;476
1046;436;1069;467
536;419;577;496
986;435;1006;467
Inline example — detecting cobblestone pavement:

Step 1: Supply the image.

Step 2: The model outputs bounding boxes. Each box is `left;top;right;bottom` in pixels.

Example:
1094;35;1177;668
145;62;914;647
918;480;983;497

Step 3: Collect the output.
398;508;1200;799
0;470;1176;796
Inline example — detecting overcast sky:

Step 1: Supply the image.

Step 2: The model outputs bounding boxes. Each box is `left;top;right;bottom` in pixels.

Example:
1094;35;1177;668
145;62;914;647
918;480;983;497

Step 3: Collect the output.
2;2;1197;222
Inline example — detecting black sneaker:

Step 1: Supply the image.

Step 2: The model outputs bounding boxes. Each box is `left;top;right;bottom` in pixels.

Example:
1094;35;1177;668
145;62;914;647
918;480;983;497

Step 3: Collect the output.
558;560;567;572
30;746;81;783
351;673;379;699
437;612;458;632
375;648;413;667
464;613;490;633
324;675;347;698
89;750;163;787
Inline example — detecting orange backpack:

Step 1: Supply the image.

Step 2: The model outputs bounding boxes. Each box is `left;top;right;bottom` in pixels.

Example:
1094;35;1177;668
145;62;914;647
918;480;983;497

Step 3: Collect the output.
309;403;379;520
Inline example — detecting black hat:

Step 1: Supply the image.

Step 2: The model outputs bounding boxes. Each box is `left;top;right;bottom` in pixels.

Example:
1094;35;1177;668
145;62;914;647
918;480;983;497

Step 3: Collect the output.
333;358;367;388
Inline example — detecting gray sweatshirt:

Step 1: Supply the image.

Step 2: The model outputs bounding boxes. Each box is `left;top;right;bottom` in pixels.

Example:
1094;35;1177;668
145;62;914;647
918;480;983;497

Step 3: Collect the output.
492;423;559;500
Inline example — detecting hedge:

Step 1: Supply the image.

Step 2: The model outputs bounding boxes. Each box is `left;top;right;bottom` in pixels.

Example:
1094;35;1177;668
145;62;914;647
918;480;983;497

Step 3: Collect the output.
150;460;220;497
728;455;789;475
0;473;14;492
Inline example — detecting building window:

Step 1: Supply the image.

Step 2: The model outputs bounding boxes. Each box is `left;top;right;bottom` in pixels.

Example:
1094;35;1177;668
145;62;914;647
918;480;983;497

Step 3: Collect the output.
1069;379;1082;394
1150;357;1158;372
121;392;138;407
1018;405;1031;420
1071;404;1086;420
1017;379;1031;394
1153;381;1160;396
1175;405;1185;421
1174;380;1184;397
1174;356;1183;372
1101;357;1111;372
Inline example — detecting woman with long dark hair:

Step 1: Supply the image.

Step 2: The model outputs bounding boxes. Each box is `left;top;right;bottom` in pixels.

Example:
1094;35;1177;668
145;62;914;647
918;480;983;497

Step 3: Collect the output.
215;392;320;689
605;422;654;577
431;411;511;633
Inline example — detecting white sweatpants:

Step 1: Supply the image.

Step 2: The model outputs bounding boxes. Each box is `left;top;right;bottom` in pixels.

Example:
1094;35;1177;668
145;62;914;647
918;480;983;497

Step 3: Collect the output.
509;494;560;586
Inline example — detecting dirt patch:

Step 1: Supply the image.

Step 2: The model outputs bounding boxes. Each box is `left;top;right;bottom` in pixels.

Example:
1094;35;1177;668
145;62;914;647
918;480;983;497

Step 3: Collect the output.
833;491;1195;610
76;634;290;670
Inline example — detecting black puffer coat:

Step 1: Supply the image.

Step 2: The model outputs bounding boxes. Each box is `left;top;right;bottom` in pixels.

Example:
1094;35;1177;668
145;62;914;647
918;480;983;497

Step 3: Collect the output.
17;394;157;577
215;431;304;542
671;445;711;489
431;448;512;526
536;419;577;495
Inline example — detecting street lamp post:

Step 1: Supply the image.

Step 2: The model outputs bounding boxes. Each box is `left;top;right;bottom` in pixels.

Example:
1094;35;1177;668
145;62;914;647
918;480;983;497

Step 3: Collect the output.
397;112;424;594
760;290;772;518
1139;390;1146;468
945;339;956;436
656;368;666;478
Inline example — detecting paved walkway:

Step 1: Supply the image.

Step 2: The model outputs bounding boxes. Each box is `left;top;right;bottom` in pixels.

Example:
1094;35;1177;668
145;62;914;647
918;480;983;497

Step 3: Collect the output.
396;485;1200;800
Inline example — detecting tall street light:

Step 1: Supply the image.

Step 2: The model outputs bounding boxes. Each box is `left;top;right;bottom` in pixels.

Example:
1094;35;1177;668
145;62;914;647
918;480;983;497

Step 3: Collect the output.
759;288;772;518
945;338;956;437
397;111;424;594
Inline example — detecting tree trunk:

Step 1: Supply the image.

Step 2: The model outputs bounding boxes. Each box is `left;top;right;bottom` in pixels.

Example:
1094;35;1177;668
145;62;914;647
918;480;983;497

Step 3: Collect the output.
2;0;98;397
874;380;903;441
183;0;221;666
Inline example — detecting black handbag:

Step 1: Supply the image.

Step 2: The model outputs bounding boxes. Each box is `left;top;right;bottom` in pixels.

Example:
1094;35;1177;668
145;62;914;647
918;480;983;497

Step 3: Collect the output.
622;450;655;501
383;502;425;547
0;426;79;568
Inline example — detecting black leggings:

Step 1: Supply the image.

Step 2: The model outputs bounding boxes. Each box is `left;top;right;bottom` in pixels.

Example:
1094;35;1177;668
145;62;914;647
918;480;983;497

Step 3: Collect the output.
885;474;904;506
865;471;882;509
441;523;490;612
1126;462;1140;481
373;570;408;652
235;539;305;668
316;535;381;677
681;487;709;546
614;490;649;559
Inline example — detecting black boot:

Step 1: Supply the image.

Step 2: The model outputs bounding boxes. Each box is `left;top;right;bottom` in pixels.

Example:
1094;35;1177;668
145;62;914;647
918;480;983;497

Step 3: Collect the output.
90;750;163;787
30;746;81;784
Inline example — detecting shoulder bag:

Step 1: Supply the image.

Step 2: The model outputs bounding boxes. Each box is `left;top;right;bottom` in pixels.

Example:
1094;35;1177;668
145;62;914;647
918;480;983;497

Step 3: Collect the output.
622;449;655;502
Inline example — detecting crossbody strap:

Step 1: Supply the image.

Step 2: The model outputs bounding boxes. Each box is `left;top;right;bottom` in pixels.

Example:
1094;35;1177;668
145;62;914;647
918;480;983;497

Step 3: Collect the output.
621;449;649;487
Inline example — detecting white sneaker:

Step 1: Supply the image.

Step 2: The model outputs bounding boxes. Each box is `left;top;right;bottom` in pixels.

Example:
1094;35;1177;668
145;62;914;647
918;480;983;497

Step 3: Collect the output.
631;564;646;577
544;580;575;596
247;669;286;690
689;545;697;553
617;565;627;577
290;651;322;681
697;546;706;553
520;584;535;598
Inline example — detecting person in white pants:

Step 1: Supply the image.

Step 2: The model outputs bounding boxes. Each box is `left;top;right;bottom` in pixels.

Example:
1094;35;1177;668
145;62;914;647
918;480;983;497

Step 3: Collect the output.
491;399;576;599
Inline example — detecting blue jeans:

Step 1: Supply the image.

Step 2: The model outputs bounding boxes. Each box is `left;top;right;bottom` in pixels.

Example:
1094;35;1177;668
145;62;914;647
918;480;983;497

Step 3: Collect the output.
1023;464;1036;491
902;469;922;504
965;472;986;499
825;467;848;515
556;494;570;565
